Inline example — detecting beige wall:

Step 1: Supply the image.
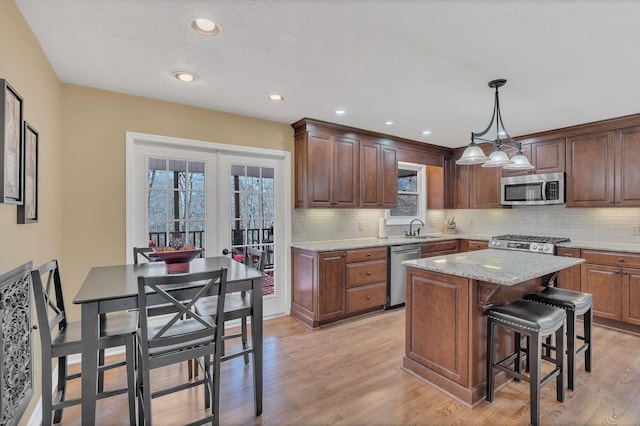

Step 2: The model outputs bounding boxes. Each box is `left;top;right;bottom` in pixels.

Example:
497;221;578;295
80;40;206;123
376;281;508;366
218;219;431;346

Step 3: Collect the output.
60;86;293;320
1;1;63;424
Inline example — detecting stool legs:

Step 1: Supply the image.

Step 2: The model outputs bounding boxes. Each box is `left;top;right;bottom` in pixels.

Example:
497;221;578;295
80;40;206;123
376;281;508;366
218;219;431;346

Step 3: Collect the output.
486;321;496;402
584;307;592;373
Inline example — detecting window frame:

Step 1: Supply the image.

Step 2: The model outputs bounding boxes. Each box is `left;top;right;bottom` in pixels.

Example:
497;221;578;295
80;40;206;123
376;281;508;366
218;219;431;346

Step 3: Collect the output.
385;161;426;225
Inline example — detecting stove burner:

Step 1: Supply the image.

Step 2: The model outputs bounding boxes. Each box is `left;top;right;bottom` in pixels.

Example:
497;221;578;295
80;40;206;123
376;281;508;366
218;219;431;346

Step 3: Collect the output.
489;235;571;255
492;234;571;244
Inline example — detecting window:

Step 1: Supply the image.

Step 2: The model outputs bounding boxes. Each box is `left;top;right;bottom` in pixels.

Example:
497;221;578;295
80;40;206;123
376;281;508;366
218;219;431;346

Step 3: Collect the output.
385;162;426;225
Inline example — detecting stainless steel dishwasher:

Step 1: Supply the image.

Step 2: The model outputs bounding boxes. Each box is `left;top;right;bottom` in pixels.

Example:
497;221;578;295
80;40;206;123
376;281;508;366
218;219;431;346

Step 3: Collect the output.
386;243;421;309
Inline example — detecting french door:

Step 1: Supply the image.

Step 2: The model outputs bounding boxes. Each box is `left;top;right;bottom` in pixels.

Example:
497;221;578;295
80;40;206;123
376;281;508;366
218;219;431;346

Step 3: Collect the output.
126;132;290;319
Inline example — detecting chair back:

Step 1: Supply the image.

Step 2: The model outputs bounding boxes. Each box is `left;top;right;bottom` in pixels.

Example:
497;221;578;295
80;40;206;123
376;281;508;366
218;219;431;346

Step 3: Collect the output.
133;247;160;264
137;268;227;356
244;247;266;273
31;260;67;348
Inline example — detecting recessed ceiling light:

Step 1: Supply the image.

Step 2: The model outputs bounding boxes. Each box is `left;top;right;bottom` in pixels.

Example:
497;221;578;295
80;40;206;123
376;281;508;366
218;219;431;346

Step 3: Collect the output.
269;94;284;101
335;109;346;115
384;121;396;126
421;130;432;136
174;72;197;82
191;18;221;36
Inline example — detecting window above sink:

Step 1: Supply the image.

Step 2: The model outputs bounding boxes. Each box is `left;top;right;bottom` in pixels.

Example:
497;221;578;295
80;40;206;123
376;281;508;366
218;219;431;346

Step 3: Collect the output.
385;161;426;225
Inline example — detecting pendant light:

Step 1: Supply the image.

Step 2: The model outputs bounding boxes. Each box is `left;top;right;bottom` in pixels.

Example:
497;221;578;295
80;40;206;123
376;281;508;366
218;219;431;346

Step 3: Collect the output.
456;79;534;170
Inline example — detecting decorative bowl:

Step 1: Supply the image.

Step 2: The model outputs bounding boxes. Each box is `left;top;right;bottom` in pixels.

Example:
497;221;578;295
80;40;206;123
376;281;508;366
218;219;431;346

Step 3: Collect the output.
152;247;203;273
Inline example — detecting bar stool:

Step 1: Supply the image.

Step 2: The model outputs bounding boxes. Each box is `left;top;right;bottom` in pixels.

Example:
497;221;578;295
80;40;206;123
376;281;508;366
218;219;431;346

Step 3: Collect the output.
524;286;592;390
486;299;566;426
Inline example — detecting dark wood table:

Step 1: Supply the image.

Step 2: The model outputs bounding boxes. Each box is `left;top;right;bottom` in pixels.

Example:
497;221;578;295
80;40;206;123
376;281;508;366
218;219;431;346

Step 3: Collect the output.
73;256;264;424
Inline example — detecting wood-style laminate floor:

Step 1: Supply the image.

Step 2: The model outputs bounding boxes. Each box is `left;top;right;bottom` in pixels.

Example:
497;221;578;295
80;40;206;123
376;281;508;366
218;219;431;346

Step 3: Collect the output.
57;309;640;425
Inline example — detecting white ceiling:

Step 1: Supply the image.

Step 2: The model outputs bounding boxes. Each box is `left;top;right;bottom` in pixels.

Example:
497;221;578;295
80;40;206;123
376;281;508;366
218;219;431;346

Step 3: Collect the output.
15;0;640;148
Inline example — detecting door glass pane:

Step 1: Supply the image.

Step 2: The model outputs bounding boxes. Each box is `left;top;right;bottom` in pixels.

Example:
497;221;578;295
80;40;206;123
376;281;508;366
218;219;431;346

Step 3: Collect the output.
146;156;207;251
230;164;275;296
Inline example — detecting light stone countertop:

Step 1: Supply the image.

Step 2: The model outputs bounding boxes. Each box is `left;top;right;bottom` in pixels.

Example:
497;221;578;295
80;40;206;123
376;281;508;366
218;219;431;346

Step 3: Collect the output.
558;240;640;254
403;249;585;286
290;233;491;252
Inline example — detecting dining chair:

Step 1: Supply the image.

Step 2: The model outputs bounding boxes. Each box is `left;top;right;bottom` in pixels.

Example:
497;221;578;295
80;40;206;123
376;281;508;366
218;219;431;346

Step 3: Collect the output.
136;268;227;426
133;246;162;264
31;260;137;425
195;247;264;364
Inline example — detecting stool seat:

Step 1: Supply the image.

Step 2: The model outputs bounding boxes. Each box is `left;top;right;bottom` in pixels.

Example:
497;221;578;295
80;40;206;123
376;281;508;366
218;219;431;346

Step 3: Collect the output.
525;287;592;314
487;299;566;334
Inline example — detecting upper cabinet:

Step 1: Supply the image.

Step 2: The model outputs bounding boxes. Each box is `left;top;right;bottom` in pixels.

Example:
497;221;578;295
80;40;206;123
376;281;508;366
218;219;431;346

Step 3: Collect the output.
454;143;502;209
293;118;450;209
502;138;565;177
360;140;397;208
295;130;359;208
566;126;640;207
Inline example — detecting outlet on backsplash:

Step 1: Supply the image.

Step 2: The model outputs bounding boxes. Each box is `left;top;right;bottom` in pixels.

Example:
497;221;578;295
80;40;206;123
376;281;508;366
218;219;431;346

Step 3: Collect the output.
630;224;640;235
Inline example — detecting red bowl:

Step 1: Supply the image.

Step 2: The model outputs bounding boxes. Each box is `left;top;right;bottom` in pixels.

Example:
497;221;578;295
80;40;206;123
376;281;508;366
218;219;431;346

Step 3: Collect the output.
152;247;203;273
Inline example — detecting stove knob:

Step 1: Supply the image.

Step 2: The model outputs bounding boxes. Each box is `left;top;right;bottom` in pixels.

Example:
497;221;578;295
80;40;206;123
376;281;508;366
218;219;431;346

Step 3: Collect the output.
543;245;549;251
531;244;538;250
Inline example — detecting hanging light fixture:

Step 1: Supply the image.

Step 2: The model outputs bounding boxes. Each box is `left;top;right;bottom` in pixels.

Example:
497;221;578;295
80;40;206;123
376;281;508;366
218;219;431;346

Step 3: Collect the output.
456;79;534;170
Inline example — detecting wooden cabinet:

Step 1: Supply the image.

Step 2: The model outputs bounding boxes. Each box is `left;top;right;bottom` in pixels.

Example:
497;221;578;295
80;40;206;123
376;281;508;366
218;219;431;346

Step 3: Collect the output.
426;165;444;209
566;126;640;207
466;240;489;251
291;246;387;328
360;140;398;208
531;138;566;174
453;144;502;209
555;247;581;291
580;249;640;324
421;240;458;258
295;131;359;208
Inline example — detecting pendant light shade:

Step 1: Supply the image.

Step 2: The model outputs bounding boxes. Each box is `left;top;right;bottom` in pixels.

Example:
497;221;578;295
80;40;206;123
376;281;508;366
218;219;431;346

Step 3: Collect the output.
503;152;535;170
455;142;490;165
458;79;535;171
481;147;514;168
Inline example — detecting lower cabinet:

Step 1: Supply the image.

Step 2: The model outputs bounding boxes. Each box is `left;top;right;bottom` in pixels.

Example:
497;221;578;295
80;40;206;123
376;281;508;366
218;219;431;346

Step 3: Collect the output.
556;247;582;291
580;249;640;327
465;240;489;251
291;246;387;328
421;240;458;258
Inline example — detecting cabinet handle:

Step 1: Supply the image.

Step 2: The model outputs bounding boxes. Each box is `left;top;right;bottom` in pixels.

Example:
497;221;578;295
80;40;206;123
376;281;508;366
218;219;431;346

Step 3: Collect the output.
562;253;574;257
615;270;621;274
366;271;371;275
622;271;629;275
619;258;625;263
367;253;372;257
609;201;615;204
366;295;371;300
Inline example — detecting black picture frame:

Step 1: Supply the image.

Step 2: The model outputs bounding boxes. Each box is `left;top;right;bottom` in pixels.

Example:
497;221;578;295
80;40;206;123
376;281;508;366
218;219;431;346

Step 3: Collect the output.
0;79;24;205
18;123;38;224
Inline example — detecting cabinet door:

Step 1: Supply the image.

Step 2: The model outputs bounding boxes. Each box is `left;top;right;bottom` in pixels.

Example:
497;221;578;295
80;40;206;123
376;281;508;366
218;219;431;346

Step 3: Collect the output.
333;135;359;207
622;267;640;326
318;252;346;321
471;166;502;208
615;126;640;206
427;165;444;209
581;263;621;320
566;131;615;207
305;132;333;207
466;240;488;251
532;138;566;174
360;141;397;208
555;248;581;291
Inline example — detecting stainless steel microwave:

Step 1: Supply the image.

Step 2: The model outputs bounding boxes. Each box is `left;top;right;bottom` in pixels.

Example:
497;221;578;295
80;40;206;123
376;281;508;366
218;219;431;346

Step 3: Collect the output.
501;172;565;206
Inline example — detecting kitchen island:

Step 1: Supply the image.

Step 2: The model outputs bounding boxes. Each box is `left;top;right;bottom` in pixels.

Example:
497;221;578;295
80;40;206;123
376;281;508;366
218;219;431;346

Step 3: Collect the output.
402;249;584;407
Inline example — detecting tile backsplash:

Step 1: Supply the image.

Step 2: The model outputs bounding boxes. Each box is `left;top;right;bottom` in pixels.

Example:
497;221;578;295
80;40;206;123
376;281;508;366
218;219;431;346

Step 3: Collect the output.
292;206;640;244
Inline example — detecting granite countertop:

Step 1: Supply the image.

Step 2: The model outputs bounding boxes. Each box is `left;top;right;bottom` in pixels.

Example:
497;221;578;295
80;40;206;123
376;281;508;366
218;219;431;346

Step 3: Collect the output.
403;249;585;286
558;240;640;254
290;234;491;252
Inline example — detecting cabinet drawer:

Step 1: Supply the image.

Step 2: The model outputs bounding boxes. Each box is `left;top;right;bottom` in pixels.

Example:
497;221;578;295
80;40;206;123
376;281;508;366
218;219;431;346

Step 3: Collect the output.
581;249;640;268
422;249;457;258
421;240;457;255
346;247;387;263
346;260;388;288
346;283;387;313
467;240;489;251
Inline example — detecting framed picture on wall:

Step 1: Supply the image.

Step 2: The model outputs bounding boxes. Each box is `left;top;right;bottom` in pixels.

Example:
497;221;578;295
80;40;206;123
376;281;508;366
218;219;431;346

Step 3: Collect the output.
0;79;24;205
18;123;38;224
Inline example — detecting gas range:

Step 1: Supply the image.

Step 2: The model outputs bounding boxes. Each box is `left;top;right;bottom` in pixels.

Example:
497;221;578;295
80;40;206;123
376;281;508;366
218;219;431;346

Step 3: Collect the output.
489;234;571;255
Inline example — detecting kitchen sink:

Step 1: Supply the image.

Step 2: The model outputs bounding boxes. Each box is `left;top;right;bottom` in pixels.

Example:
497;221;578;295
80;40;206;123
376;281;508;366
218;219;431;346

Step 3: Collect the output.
405;235;439;240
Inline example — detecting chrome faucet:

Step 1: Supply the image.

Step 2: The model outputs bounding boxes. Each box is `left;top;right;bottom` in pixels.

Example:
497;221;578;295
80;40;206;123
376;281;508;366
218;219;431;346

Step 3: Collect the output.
405;219;425;237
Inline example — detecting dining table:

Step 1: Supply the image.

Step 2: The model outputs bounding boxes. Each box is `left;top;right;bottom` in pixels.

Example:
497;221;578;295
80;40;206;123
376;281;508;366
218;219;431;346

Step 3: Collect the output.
73;256;264;424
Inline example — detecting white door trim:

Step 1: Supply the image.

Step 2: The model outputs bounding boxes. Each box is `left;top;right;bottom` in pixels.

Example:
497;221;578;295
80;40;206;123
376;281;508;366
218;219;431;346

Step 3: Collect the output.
125;131;292;317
